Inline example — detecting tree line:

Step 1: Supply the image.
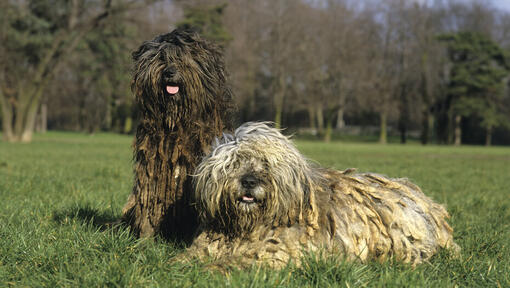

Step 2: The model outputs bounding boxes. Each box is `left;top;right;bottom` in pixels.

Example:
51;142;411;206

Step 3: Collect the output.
1;0;510;145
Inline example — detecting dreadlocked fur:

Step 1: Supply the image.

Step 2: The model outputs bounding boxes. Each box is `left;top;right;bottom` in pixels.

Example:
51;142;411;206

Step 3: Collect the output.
186;122;459;268
121;28;234;242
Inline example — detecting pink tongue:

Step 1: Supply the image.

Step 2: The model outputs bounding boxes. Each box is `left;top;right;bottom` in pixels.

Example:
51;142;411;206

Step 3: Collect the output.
166;85;179;94
242;196;254;202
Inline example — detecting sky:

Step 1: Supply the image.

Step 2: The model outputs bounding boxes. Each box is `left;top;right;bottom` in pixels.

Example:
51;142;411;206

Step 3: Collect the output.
448;0;510;12
412;0;510;12
492;0;510;12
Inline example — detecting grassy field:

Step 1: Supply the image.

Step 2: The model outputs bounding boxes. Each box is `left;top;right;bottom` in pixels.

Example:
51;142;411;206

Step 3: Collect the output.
0;132;509;287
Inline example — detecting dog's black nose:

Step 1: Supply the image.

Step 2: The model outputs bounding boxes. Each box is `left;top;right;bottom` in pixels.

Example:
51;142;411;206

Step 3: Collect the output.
163;66;177;77
241;175;258;189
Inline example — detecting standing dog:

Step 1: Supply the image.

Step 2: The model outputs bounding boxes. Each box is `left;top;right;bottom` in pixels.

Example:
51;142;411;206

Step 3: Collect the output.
187;122;459;268
121;28;234;242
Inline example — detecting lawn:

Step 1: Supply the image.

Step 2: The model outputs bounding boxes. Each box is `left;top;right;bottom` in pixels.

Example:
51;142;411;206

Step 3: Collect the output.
0;132;509;287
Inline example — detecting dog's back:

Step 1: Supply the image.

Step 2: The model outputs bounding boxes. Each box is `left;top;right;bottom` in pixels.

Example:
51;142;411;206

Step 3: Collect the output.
320;170;459;264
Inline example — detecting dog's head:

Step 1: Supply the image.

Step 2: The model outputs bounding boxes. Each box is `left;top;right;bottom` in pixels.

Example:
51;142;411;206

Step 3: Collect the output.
194;122;320;236
132;28;232;125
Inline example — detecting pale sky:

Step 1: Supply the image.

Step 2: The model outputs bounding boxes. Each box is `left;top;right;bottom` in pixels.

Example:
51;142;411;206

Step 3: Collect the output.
412;0;510;12
448;0;510;12
492;0;510;12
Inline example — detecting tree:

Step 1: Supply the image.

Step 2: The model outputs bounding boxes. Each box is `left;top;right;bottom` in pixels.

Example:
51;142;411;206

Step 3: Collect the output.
438;32;510;145
222;0;260;123
46;21;134;133
320;0;366;142
400;2;447;145
176;3;231;46
0;0;153;142
265;0;304;129
363;1;403;144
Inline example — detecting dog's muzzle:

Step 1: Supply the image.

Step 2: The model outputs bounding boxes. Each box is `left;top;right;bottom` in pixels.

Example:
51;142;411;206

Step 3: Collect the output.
238;175;262;204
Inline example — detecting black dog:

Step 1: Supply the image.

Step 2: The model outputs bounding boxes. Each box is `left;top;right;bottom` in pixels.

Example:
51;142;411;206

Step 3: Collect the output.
122;28;234;243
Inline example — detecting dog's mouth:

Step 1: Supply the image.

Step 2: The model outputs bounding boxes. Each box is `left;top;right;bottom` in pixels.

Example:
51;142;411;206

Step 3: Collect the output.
240;195;255;203
238;193;259;205
165;83;180;95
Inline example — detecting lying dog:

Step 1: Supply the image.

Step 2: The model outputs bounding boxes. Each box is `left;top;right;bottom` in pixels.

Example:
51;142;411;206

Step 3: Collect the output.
186;122;459;268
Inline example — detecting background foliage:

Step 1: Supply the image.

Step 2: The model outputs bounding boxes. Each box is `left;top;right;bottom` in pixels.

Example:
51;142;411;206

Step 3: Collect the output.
1;0;510;145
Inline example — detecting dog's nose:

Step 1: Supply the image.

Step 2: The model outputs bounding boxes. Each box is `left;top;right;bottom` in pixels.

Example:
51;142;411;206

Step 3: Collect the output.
241;175;258;189
163;66;177;77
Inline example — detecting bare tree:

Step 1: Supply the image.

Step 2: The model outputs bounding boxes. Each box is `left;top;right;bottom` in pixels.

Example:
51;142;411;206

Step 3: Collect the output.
361;1;404;144
322;0;369;142
223;0;262;123
262;0;305;128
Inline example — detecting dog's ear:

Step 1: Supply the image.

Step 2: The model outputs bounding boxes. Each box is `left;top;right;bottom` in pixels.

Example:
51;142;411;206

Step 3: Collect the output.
300;173;320;236
268;164;320;234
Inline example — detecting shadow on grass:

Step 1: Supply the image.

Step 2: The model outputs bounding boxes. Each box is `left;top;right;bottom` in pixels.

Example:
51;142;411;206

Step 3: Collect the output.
53;204;122;231
53;204;195;248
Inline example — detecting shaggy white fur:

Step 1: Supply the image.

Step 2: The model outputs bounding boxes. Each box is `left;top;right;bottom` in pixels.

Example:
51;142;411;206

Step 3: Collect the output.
187;122;459;268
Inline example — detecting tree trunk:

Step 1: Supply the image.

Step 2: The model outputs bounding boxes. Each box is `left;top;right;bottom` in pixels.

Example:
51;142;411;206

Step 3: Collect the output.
274;104;282;129
273;74;285;129
336;107;345;129
1;115;14;142
1;89;40;143
40;103;47;133
398;86;409;144
19;91;41;142
14;92;28;137
420;110;429;145
21;127;34;143
104;98;113;131
307;105;316;130
316;104;324;136
0;93;14;142
398;111;407;144
435;100;451;145
123;117;133;134
420;109;435;145
323;109;335;143
324;122;332;142
485;126;492;146
379;111;388;144
35;103;48;133
454;114;461;146
427;113;434;144
20;105;38;142
400;125;407;144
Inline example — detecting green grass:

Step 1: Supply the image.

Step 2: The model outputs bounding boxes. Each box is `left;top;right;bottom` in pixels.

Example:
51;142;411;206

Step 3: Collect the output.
1;132;509;287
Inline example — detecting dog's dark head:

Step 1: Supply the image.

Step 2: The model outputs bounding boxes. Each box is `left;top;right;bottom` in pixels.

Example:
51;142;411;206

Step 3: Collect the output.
194;122;321;237
132;28;232;126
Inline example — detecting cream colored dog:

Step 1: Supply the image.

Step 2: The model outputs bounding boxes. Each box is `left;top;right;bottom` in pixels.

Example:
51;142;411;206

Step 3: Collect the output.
186;122;459;268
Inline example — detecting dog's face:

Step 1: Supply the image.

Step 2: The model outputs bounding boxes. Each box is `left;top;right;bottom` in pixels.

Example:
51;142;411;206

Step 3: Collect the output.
131;28;230;124
196;155;274;235
231;158;271;214
194;122;320;236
